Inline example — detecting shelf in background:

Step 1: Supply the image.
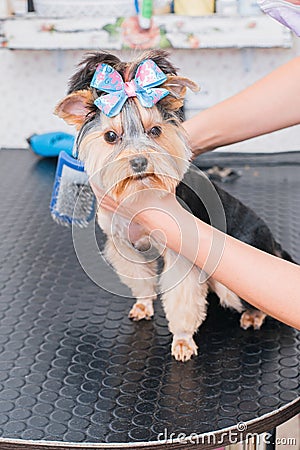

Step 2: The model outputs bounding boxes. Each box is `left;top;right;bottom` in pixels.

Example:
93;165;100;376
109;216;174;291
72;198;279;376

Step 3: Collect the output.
1;14;292;50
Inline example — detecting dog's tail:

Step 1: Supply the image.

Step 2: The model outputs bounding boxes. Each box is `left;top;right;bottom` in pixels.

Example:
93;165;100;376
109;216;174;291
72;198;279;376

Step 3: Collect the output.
274;241;297;264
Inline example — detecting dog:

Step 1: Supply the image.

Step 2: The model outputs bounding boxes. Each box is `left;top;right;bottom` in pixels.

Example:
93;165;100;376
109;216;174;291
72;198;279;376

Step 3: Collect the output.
55;50;293;362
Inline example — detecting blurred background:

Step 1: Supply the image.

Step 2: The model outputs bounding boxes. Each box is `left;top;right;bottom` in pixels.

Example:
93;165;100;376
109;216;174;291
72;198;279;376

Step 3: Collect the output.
0;0;299;153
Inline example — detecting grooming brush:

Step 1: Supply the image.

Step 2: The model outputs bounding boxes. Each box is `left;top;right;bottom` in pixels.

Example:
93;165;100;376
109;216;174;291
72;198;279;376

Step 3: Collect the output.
50;151;96;227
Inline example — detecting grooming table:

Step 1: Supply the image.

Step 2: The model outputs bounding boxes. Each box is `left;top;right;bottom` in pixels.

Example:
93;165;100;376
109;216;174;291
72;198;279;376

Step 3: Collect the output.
0;149;299;449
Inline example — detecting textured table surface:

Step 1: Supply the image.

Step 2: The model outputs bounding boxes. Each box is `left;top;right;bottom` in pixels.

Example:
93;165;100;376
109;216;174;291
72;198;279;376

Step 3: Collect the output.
0;149;299;449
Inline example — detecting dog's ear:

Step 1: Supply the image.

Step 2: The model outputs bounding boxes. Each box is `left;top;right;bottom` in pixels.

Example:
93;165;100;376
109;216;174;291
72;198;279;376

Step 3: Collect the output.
162;76;200;111
54;90;94;128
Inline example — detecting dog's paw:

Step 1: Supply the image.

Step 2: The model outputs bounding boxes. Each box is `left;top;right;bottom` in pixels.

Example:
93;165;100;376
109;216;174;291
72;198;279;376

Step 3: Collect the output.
171;336;198;362
129;302;154;321
240;309;266;330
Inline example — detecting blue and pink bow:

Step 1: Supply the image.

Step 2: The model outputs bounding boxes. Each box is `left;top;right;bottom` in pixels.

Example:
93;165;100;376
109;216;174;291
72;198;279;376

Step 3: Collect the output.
90;59;169;117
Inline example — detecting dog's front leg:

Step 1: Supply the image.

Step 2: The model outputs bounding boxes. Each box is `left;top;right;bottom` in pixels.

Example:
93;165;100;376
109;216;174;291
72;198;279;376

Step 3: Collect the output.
105;237;157;321
160;249;208;362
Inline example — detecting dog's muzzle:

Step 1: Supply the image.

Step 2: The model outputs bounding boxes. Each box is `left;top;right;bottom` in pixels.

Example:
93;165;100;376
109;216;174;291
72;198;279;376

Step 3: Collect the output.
130;156;148;174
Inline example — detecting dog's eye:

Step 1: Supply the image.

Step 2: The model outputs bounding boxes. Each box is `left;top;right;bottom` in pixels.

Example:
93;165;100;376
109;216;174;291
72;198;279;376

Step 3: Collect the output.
148;126;162;138
104;130;118;144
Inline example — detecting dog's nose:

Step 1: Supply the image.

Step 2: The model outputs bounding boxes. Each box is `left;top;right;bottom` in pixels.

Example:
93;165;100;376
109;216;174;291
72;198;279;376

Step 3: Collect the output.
130;156;148;173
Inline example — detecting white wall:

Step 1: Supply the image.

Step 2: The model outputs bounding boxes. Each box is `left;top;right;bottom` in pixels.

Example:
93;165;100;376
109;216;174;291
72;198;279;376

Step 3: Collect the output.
0;40;300;151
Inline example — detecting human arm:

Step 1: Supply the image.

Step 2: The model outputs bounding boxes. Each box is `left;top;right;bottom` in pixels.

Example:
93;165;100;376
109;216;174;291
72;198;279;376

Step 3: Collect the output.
94;186;300;330
183;56;300;156
139;196;300;329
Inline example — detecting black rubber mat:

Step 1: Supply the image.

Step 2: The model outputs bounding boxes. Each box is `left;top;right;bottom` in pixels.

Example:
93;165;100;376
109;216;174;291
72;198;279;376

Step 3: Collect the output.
0;149;299;449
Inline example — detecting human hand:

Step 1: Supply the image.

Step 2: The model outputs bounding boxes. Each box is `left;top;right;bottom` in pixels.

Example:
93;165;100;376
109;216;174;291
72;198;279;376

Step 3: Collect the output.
90;181;184;231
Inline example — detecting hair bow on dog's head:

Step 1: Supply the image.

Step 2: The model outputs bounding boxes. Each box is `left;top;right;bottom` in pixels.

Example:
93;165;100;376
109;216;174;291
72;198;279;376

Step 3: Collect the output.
90;59;169;117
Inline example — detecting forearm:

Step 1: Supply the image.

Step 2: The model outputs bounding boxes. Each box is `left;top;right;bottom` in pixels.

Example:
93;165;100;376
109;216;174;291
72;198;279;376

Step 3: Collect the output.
184;56;300;155
139;204;300;329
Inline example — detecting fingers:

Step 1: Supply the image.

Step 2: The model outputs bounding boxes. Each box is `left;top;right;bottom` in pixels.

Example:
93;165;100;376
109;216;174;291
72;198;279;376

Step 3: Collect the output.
89;180;181;228
90;182;119;212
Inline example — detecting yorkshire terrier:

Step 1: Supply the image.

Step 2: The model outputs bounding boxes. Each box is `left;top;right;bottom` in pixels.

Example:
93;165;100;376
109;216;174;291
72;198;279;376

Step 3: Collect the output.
55;50;293;362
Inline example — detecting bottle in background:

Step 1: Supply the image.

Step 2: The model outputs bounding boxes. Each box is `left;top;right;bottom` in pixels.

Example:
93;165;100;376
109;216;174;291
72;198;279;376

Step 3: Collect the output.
174;0;215;16
139;0;153;29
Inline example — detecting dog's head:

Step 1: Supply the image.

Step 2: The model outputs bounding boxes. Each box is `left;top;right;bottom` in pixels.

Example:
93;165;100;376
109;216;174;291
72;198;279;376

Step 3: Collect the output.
55;50;199;202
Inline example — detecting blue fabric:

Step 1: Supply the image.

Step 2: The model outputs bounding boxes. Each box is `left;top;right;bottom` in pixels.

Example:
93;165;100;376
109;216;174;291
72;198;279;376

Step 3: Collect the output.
28;132;75;158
